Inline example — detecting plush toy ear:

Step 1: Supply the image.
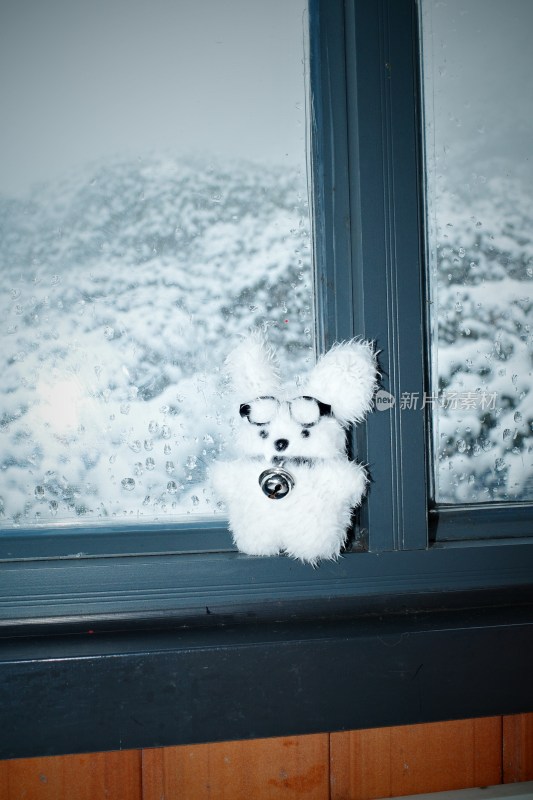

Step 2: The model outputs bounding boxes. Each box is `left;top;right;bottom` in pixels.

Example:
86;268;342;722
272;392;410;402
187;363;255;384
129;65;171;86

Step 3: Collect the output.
225;331;281;401
303;339;378;426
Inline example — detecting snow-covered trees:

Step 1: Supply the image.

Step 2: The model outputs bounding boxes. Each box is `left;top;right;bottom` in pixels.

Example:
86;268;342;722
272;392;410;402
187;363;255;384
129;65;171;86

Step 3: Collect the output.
430;174;533;502
0;156;313;526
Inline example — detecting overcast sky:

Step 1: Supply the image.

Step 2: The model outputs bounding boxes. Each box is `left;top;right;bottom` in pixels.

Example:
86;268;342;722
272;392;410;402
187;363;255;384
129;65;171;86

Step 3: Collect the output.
0;0;308;197
421;0;533;177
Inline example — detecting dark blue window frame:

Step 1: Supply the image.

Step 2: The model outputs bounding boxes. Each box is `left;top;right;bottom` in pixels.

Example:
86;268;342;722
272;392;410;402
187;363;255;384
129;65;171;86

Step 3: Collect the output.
1;0;533;760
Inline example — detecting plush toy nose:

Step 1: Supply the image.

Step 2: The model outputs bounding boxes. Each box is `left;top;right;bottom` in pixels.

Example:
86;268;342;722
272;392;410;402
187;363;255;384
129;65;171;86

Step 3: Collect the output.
274;438;289;452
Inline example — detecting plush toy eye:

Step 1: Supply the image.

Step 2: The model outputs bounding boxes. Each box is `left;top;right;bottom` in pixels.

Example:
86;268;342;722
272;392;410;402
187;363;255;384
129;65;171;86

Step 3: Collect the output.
259;429;269;439
301;429;310;438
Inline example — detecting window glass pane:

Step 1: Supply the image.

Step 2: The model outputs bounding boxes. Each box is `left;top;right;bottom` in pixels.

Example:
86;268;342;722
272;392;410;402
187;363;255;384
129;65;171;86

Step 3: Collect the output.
420;0;533;504
0;0;313;529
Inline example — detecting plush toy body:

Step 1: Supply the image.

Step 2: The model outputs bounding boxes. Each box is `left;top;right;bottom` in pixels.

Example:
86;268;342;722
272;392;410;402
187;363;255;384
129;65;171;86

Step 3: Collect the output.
211;334;377;564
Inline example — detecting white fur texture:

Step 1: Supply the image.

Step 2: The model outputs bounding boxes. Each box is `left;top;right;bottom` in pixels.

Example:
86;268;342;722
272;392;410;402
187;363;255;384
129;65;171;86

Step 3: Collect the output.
211;457;367;563
211;334;378;564
304;339;378;426
224;330;281;400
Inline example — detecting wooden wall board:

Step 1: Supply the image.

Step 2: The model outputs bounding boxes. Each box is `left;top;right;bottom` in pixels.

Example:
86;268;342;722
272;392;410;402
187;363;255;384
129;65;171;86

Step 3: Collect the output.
2;714;533;800
329;717;503;800
0;750;142;800
503;714;533;784
142;734;329;800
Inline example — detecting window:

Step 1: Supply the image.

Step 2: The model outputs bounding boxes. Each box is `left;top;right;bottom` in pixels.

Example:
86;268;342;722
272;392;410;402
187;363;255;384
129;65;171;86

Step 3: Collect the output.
419;0;533;540
0;0;312;530
420;0;533;506
2;0;533;761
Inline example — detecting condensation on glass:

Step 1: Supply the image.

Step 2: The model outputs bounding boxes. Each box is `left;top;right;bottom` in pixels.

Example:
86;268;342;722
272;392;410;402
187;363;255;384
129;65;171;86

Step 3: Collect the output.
420;0;533;504
0;0;313;528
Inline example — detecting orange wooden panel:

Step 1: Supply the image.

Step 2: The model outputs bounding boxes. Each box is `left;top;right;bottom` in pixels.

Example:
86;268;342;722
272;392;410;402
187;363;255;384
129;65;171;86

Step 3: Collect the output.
330;726;394;800
142;734;329;800
0;749;142;800
503;713;533;783
330;717;502;800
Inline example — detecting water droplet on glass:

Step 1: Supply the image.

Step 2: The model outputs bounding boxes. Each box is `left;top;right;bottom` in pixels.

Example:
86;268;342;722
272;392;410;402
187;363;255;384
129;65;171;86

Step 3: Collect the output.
503;429;512;440
142;495;151;506
121;478;136;491
514;412;522;423
34;485;45;499
133;462;143;476
191;495;199;506
49;500;58;515
167;481;178;494
458;247;465;257
145;457;155;471
186;455;197;470
129;440;142;453
494;458;505;472
120;403;130;415
456;439;467;453
148;420;159;435
165;461;175;474
161;424;171;439
164;444;172;455
104;326;115;340
144;439;153;451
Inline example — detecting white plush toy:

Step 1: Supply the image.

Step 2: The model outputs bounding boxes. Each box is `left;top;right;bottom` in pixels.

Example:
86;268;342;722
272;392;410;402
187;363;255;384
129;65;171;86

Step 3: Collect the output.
211;333;378;564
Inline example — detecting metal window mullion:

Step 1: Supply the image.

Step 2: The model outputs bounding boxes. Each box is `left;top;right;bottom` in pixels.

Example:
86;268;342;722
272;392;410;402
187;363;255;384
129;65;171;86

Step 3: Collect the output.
345;0;428;551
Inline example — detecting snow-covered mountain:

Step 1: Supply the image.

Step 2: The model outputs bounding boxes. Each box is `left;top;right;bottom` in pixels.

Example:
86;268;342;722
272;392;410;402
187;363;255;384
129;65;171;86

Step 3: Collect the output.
0;155;314;527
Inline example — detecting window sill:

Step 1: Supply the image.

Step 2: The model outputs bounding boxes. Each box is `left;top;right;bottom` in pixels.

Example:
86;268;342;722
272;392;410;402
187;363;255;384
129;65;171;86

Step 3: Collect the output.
2;537;533;632
3;534;533;758
1;597;533;759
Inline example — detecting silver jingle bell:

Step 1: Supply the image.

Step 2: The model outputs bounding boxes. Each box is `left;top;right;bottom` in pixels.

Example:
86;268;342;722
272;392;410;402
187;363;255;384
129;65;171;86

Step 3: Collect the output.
259;467;295;500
